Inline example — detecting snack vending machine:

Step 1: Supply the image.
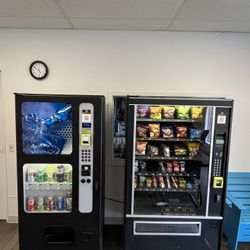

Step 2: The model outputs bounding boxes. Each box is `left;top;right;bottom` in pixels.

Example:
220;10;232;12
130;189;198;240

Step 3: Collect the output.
124;96;233;250
15;93;105;250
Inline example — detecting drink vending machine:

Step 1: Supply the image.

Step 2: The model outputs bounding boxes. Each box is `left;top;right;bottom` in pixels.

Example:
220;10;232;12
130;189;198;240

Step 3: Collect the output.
124;96;233;250
15;93;105;250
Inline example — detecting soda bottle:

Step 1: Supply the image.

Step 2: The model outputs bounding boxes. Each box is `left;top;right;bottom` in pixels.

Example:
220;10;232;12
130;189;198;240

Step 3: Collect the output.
26;197;36;211
27;168;36;183
64;168;72;183
56;165;64;182
46;196;55;211
37;168;45;182
65;192;72;211
56;196;64;211
37;196;44;211
45;165;55;183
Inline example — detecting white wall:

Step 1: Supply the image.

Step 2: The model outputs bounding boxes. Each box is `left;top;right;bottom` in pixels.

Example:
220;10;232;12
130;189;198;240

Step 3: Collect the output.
0;29;249;221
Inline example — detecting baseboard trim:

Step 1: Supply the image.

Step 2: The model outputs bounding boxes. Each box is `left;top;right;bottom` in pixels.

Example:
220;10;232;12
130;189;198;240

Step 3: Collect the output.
7;216;18;223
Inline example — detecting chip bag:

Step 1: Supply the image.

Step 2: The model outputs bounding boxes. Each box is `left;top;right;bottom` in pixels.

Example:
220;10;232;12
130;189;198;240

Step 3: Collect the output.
187;142;200;157
149;106;162;119
136;141;148;155
191;106;204;120
136;124;149;138
148;123;161;138
161;126;174;139
137;105;149;118
162;106;175;119
176;126;188;138
176;106;191;120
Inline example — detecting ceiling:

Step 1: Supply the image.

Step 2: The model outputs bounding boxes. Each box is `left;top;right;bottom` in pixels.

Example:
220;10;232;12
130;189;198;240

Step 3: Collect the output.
0;0;250;32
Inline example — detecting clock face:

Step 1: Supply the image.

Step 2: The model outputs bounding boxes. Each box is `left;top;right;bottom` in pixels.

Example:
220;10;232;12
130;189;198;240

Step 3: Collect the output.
29;61;48;80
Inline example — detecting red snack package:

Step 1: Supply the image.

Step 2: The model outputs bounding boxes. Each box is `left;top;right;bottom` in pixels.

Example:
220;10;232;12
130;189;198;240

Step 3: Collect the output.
176;126;188;138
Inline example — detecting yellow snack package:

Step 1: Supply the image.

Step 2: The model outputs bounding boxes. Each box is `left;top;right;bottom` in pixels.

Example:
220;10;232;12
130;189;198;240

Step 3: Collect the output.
191;106;204;120
149;106;162;119
162;106;175;119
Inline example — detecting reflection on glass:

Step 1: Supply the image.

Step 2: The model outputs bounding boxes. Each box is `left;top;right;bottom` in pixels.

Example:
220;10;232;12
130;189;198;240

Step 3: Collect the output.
22;102;72;155
113;96;126;159
23;164;72;213
133;105;213;216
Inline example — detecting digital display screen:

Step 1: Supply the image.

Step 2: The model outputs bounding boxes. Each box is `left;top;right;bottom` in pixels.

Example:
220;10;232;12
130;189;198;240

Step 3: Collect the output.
216;139;225;145
82;123;91;128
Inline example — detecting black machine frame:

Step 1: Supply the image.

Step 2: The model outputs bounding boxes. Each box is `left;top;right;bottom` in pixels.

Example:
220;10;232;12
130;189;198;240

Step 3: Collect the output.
15;93;105;250
124;96;233;250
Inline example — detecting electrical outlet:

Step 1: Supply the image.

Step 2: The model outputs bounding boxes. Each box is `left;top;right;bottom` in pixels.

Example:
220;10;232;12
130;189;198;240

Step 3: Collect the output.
9;144;14;152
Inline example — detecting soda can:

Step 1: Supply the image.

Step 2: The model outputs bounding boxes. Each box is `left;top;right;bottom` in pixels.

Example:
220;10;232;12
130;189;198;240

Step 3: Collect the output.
27;168;36;183
37;196;44;211
37;168;45;182
46;196;55;211
64;168;72;183
27;197;36;211
65;192;72;211
56;196;64;211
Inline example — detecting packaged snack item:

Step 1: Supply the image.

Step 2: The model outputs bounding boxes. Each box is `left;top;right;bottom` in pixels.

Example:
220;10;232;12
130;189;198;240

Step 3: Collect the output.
162;106;175;119
139;176;145;187
136;141;148;155
187;143;200;157
173;161;180;173
137;105;149;118
170;176;178;188
148;123;160;138
158;161;166;174
162;145;170;157
139;161;147;173
166;162;173;174
134;160;139;172
176;126;188;138
149;107;162;119
136;124;149;138
146;177;152;188
152;176;157;188
166;176;171;189
174;145;188;156
178;178;186;189
189;128;203;139
176;106;191;120
179;161;186;172
161;126;174;139
147;145;159;157
158;176;165;189
191;106;204;120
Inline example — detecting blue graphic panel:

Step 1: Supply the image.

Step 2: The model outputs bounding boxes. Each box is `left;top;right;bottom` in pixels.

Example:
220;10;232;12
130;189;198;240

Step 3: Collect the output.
22;102;72;155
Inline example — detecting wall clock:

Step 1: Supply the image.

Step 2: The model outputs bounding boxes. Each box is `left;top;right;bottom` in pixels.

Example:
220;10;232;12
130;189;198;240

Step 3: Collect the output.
29;60;49;80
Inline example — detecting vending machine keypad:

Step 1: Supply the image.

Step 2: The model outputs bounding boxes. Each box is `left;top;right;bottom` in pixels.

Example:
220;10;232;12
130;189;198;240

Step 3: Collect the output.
79;103;94;213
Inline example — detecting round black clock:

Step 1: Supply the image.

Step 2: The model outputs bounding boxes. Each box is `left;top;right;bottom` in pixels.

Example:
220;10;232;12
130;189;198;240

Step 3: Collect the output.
29;60;49;80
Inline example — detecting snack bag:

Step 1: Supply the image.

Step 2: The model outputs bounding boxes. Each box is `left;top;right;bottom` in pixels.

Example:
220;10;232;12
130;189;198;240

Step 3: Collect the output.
158;176;165;189
187;143;200;157
176;126;188;138
137;105;149;118
176;106;191;120
139;176;146;187
134;176;138;188
174;145;188;156
179;161;185;172
162;144;170;157
148;123;161;138
189;128;203;139
161;126;174;139
136;141;148;155
166;162;173;174
162;106;175;119
136;124;149;138
191;106;204;120
173;161;180;173
147;145;159;157
152;176;157;188
146;177;153;188
149;106;162;119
